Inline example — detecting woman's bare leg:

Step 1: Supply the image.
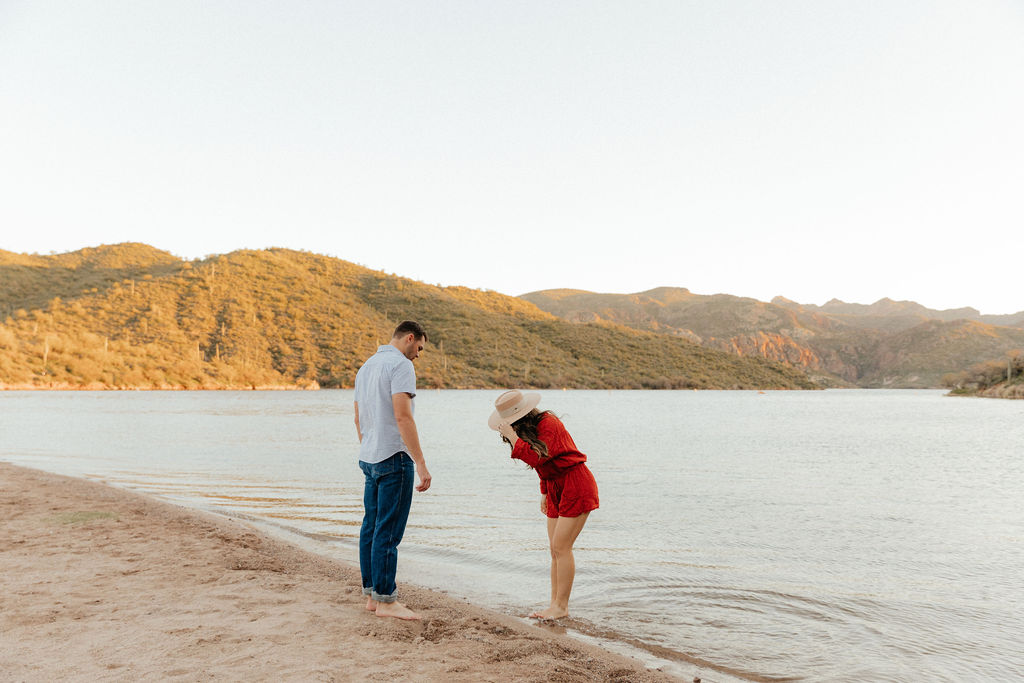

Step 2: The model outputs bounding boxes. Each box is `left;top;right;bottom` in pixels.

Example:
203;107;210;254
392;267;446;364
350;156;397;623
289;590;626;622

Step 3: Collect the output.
530;513;589;619
546;517;557;606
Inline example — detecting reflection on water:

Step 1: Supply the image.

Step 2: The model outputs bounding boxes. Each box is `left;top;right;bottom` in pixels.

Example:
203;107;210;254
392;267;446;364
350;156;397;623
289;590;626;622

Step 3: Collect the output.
3;389;1023;682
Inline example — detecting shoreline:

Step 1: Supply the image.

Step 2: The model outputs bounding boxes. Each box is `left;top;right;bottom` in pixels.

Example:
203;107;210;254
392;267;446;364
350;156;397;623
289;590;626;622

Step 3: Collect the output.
947;384;1024;399
0;383;324;391
1;462;683;682
2;384;836;393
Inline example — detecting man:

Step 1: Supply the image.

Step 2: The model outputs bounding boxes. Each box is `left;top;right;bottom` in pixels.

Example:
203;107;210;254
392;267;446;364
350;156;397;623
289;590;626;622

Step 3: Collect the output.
353;320;432;620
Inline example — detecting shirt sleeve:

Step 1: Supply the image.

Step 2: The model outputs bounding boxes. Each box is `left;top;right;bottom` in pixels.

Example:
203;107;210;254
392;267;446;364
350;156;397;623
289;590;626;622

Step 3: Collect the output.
511;437;533;464
539;479;547;494
390;359;417;397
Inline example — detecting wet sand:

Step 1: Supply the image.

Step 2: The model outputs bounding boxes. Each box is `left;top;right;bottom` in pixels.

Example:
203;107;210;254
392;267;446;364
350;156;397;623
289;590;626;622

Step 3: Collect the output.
0;462;681;682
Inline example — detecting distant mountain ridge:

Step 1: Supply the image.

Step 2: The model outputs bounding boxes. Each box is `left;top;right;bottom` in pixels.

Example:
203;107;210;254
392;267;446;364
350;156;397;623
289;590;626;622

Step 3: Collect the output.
0;244;815;391
522;288;1024;388
771;296;1024;330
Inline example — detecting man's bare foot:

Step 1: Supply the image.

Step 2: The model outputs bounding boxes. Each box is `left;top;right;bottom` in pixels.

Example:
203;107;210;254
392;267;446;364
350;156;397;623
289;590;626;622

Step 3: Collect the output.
374;601;421;621
528;605;569;620
365;597;378;612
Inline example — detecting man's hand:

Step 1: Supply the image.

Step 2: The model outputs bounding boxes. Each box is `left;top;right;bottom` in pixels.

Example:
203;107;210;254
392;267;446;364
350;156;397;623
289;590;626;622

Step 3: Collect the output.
415;462;432;492
540;496;547;515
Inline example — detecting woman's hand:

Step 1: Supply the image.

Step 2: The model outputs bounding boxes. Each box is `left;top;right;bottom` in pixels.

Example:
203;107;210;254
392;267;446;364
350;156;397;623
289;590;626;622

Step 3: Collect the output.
497;421;518;444
540;496;547;515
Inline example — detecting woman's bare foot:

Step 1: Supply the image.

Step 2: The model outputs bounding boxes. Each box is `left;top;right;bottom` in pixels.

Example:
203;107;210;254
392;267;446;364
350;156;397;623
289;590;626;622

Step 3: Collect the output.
374;601;422;620
365;597;378;612
528;605;569;620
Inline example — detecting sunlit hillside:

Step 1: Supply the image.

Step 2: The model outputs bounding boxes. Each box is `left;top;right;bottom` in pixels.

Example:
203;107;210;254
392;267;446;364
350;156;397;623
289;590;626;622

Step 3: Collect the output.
0;244;817;390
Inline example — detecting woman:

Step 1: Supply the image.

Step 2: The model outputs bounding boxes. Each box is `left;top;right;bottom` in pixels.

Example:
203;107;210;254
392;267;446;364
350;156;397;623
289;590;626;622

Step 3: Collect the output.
488;389;600;620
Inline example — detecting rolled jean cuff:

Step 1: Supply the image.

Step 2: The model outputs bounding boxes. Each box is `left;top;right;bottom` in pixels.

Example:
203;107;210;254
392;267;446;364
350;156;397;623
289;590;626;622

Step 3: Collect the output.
362;587;372;596
372;590;397;603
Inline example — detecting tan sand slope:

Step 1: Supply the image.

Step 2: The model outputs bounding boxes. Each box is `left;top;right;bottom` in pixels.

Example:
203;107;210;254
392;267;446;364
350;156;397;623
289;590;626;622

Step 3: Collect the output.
0;463;681;682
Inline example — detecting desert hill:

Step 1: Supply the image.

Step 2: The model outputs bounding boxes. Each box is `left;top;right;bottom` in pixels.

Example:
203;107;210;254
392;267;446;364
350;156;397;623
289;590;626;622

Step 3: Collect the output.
0;244;815;391
945;351;1024;399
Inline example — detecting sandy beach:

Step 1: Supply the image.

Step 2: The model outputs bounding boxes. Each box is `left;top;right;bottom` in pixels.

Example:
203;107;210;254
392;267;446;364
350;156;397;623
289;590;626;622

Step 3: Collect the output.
0;462;681;682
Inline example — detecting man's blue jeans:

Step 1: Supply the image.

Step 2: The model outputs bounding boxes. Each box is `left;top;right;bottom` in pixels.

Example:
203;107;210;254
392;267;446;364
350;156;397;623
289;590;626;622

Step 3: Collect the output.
359;452;415;603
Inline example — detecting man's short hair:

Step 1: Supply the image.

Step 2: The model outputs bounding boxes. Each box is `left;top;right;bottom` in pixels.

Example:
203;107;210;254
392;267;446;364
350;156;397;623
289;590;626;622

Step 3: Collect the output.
393;320;427;342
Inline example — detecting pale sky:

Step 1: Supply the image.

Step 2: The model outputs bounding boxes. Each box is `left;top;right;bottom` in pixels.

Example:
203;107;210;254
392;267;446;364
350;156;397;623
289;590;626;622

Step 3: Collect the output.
2;1;1022;314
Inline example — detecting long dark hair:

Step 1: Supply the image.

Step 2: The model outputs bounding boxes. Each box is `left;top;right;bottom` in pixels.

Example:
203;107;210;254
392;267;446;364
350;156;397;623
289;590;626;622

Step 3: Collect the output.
502;408;553;459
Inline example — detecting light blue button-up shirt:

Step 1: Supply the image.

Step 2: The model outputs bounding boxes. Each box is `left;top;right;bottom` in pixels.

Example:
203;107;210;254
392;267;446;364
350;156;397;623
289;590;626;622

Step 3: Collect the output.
354;345;417;464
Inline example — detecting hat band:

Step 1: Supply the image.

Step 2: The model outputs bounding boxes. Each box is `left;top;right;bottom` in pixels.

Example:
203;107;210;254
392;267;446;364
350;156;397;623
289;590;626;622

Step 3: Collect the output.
501;406;525;419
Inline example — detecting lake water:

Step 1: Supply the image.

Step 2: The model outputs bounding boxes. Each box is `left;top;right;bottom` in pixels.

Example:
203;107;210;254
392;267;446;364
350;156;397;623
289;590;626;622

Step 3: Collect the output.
2;389;1022;681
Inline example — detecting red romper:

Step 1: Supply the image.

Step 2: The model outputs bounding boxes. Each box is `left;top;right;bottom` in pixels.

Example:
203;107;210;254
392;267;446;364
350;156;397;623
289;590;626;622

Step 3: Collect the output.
511;414;600;519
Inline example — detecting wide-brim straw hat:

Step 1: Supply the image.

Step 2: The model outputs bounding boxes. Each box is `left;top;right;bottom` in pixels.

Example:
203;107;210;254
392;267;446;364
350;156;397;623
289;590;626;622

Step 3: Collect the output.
487;389;541;430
